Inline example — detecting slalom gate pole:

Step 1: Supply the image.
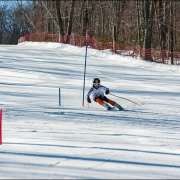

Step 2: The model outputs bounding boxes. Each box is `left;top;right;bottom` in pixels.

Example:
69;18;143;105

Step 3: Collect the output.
82;31;88;107
0;109;2;145
110;93;140;105
59;88;61;106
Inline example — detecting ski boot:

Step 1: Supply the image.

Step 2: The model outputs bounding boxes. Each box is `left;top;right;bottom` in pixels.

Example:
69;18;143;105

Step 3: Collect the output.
115;103;124;111
103;103;114;111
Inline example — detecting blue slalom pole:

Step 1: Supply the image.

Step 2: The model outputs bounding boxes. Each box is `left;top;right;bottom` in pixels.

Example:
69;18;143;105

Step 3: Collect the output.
59;88;61;106
82;32;88;107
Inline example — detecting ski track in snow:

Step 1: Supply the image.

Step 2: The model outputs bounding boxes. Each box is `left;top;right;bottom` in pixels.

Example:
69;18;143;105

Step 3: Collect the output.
0;42;180;179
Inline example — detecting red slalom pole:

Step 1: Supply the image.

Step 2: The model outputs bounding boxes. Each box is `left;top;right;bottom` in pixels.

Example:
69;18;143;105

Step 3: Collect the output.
0;109;2;145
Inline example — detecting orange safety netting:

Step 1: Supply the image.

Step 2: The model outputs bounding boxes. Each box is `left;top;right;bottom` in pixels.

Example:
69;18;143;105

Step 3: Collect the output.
18;32;180;65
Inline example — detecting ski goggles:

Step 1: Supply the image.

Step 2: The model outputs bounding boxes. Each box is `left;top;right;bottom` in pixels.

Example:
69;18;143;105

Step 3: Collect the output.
93;82;100;87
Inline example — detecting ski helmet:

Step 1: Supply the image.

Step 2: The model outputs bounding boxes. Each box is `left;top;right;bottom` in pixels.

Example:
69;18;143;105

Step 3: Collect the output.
93;78;100;84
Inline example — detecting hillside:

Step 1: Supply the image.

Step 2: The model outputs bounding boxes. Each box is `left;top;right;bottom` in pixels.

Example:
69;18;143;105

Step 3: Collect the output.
0;42;180;179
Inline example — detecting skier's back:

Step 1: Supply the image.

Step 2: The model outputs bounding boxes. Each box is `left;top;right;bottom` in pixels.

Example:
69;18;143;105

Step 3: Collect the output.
87;78;123;111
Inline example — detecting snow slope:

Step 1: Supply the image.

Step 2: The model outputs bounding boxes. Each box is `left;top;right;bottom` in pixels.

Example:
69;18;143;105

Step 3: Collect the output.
0;42;180;179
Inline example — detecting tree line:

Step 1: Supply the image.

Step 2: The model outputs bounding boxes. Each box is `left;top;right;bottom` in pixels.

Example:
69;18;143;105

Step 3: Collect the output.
0;0;179;62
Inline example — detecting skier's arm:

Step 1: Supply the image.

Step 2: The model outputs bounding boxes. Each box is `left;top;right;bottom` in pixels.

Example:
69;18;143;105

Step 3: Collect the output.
87;97;91;103
101;85;110;94
87;88;93;103
105;88;110;94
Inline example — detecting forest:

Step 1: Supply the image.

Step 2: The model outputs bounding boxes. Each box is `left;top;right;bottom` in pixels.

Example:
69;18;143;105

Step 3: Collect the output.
0;0;180;63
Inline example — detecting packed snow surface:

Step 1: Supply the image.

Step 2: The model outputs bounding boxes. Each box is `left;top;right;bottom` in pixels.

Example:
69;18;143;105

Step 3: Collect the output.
0;42;180;179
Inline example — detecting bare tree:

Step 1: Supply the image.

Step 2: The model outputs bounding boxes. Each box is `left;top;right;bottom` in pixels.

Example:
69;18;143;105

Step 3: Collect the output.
66;0;75;43
55;0;64;40
169;0;174;64
159;0;168;63
0;5;6;43
143;0;155;61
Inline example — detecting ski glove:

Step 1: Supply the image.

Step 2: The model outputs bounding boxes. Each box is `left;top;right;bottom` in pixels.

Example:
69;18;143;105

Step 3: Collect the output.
105;89;110;94
87;96;91;103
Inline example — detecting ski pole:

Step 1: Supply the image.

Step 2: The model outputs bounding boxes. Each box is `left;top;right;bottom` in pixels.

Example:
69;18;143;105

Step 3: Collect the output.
110;93;140;105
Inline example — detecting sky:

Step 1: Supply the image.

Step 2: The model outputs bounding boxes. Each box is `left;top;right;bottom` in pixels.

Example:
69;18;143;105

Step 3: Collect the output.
0;0;29;9
0;0;17;8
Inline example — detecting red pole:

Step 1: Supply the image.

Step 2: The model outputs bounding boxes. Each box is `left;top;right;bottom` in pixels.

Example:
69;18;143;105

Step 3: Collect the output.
0;109;2;145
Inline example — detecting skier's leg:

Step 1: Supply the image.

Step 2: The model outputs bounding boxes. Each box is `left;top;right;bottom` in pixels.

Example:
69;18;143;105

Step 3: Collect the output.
105;97;124;110
95;97;112;110
102;96;116;106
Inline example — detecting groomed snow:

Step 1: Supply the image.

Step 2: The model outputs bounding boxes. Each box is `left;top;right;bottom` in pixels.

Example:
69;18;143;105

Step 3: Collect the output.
0;42;180;179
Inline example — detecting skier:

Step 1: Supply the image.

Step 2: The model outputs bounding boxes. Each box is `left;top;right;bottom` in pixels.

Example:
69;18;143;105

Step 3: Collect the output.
87;78;124;111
